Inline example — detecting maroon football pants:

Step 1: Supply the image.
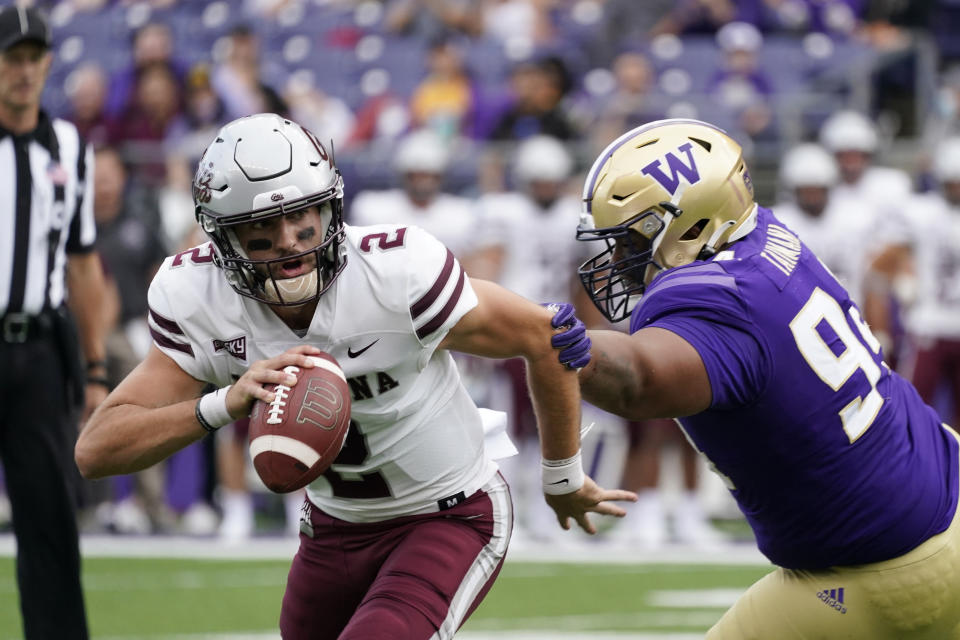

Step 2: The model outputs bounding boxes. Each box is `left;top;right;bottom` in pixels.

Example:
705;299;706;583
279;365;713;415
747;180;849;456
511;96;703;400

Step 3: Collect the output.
279;473;512;640
907;337;960;427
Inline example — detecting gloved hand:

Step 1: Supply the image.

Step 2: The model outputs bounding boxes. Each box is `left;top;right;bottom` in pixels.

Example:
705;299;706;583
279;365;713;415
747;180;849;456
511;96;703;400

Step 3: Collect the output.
544;303;591;370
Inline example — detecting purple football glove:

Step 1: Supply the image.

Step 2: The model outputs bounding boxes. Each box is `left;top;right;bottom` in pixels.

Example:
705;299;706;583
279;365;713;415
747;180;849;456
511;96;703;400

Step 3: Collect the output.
544;302;592;370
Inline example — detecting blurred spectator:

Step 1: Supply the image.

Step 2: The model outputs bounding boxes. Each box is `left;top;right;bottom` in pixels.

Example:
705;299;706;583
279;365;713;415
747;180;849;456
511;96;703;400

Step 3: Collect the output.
107;61;183;192
707;21;776;146
211;24;288;122
90;146;173;535
863;137;960;428
283;76;355;151
591;0;674;64
349;128;476;258
481;0;561;52
346;69;411;148
65;62;110;149
105;21;187;119
650;0;738;36
588;50;669;152
163;64;229;249
489;55;578;140
384;0;484;40
409;36;483;140
752;0;863;37
922;65;960;154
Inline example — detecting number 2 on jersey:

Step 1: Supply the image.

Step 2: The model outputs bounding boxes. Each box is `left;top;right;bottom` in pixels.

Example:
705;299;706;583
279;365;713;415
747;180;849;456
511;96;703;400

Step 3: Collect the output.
322;420;391;499
789;287;884;443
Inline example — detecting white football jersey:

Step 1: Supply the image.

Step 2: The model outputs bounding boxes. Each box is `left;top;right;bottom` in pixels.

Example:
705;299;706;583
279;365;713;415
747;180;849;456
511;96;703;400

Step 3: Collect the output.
772;198;876;304
147;224;499;522
901;194;960;339
348;189;477;260
473;192;585;303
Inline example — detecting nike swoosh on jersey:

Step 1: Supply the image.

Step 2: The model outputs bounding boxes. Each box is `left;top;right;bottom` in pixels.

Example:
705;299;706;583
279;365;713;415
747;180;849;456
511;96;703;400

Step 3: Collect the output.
347;339;380;358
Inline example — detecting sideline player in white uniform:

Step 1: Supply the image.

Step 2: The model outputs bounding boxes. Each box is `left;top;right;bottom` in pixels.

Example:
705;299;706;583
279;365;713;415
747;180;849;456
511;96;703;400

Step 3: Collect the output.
75;114;635;640
773;142;874;304
470;136;607;542
866;137;960;429
349;128;476;259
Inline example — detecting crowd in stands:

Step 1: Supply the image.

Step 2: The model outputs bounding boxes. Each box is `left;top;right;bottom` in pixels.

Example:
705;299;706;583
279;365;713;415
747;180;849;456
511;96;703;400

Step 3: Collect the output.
1;0;959;546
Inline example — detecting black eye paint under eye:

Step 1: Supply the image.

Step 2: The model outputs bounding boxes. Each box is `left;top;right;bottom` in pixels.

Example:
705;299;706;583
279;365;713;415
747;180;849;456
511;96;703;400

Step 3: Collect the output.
247;238;272;252
297;227;316;241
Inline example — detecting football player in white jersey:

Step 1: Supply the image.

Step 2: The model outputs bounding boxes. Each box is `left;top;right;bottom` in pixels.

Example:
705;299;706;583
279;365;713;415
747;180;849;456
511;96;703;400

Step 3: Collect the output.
864;137;960;430
773;142;874;305
349;128;476;259
75;113;636;640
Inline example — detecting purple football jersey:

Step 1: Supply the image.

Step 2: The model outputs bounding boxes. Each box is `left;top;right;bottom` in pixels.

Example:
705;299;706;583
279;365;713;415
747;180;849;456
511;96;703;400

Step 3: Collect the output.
630;207;958;569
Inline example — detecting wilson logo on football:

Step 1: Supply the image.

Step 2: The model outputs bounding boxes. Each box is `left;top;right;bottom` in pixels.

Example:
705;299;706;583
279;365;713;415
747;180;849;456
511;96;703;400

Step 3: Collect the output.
297;379;343;430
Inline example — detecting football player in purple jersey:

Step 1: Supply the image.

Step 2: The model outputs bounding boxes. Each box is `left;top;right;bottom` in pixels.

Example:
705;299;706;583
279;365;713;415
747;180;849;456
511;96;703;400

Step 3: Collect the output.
75;113;636;640
551;118;960;638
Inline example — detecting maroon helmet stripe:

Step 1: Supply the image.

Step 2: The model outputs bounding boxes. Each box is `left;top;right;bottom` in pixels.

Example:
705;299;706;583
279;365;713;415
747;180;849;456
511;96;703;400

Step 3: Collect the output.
149;306;185;335
149;326;195;357
416;266;466;340
410;249;455;319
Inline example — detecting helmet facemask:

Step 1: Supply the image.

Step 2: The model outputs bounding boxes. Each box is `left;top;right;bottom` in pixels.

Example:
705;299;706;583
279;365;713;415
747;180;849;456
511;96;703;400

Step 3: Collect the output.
577;205;673;323
199;192;346;306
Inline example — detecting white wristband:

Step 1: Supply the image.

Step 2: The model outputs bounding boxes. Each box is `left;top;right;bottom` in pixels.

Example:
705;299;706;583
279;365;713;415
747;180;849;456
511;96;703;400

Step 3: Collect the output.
196;385;233;432
541;450;585;495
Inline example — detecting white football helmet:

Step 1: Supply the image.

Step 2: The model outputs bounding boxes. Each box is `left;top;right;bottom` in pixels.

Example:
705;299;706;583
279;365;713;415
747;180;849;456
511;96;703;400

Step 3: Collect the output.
578;119;757;322
780;143;838;189
193;113;346;306
819;110;878;153
513;135;574;186
933;137;960;183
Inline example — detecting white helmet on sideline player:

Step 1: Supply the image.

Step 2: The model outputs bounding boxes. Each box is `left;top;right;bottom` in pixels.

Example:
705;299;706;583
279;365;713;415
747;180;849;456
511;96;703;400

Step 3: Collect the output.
780;143;839;189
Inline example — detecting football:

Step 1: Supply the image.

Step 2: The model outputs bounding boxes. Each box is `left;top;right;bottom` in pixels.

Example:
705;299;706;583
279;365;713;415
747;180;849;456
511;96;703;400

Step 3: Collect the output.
248;353;351;493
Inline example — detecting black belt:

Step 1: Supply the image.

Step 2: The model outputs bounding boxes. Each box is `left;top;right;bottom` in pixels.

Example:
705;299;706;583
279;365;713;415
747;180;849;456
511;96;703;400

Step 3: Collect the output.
0;311;56;344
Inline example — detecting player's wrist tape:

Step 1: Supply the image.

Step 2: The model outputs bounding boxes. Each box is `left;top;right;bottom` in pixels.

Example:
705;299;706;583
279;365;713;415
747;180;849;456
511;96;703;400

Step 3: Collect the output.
195;385;233;433
541;450;585;495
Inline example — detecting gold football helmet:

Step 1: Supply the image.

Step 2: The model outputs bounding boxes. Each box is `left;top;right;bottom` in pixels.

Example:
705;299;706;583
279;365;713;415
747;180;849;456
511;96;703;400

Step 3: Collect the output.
578;119;757;322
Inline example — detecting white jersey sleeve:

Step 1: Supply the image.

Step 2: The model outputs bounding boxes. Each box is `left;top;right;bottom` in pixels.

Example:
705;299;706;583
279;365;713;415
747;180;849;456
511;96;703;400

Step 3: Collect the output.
146;243;221;385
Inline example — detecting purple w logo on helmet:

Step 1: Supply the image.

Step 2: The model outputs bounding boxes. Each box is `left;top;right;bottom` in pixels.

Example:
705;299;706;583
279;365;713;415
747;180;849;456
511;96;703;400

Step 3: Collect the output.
640;142;701;195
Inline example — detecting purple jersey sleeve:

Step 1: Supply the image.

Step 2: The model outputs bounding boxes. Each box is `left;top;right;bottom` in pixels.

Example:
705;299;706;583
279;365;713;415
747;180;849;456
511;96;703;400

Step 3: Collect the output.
631;263;770;410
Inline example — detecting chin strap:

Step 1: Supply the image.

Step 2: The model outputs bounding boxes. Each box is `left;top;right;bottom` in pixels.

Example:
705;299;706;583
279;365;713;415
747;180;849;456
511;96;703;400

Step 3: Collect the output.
699;203;760;260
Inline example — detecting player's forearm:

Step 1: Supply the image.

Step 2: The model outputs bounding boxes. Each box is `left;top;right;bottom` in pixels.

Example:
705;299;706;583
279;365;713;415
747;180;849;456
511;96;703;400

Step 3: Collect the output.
526;350;582;460
75;400;207;478
577;329;646;420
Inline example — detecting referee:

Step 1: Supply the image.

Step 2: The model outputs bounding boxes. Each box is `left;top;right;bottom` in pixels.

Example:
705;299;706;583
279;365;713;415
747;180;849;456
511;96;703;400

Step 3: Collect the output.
0;6;107;639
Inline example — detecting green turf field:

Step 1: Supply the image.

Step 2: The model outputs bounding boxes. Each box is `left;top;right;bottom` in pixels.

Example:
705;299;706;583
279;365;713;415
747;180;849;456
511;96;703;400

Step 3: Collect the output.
0;547;772;639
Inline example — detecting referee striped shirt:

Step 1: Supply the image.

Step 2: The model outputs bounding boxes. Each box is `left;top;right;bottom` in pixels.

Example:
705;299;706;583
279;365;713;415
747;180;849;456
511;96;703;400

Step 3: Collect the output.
0;111;95;316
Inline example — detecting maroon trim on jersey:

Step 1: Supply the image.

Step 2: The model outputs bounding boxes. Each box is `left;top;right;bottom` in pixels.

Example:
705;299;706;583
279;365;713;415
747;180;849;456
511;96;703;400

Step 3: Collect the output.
416;266;466;340
411;249;456;320
149;326;195;357
149;305;185;335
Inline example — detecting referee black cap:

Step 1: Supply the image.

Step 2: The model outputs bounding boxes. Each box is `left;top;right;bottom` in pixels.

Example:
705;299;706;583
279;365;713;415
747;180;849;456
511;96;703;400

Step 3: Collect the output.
0;5;51;51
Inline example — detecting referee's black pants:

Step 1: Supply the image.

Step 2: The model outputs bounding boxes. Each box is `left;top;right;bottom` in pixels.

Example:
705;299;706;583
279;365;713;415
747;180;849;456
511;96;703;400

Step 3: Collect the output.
0;334;88;639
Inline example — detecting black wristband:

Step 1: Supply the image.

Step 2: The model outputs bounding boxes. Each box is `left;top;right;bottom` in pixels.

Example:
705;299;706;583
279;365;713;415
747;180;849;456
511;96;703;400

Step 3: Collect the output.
86;360;107;371
86;376;110;388
195;399;217;434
